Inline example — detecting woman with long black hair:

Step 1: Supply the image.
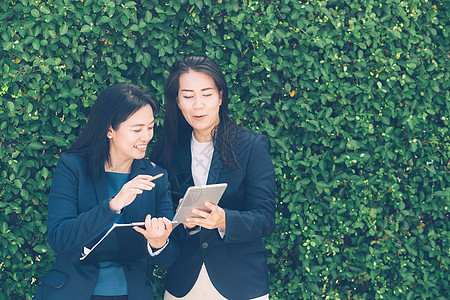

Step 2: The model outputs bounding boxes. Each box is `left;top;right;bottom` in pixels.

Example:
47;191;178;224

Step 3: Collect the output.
34;83;178;300
152;55;276;300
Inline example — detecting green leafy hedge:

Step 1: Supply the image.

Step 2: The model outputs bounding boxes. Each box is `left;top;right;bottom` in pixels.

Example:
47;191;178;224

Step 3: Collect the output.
1;0;449;299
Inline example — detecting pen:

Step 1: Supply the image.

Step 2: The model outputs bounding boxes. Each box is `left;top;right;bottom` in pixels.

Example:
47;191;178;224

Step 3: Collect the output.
148;173;164;181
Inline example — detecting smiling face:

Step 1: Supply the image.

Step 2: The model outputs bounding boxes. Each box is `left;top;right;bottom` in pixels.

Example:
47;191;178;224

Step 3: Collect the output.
177;71;222;142
107;104;154;171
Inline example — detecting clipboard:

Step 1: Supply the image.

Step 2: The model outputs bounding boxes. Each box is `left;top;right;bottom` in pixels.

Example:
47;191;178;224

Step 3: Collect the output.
172;183;227;226
80;222;146;263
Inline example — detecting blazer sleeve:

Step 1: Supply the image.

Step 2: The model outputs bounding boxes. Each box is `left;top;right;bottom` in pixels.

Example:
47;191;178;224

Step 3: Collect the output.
47;156;122;254
148;169;179;268
222;134;276;244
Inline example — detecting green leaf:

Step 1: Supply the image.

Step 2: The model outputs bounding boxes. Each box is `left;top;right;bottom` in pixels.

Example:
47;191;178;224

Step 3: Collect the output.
40;5;51;14
33;245;48;253
124;1;137;8
71;88;83;96
14;179;22;189
60;24;68;36
42;167;49;179
29;141;44;150
300;178;311;186
32;39;40;50
81;25;91;33
0;222;7;234
31;9;40;18
126;38;135;48
104;56;113;66
389;29;401;39
194;0;203;9
230;53;238;66
6;101;15;112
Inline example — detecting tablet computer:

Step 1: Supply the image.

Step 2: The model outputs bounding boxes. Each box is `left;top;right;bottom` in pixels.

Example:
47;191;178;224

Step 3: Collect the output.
172;183;227;226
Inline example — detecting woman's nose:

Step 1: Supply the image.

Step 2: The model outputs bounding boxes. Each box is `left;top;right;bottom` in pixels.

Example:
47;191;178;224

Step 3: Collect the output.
142;129;153;141
192;95;204;109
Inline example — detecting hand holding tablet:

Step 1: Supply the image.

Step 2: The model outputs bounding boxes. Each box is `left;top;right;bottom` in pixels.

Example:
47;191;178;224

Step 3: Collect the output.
172;183;227;226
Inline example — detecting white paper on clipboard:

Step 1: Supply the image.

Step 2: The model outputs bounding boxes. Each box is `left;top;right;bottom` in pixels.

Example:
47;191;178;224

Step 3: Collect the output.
80;222;145;261
172;183;227;226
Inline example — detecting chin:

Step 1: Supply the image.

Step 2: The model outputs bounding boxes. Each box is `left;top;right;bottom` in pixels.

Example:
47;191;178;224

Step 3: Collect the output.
133;153;146;160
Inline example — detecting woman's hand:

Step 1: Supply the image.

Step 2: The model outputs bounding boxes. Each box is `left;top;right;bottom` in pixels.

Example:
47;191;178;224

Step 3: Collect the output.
185;202;226;230
109;174;158;212
134;214;173;249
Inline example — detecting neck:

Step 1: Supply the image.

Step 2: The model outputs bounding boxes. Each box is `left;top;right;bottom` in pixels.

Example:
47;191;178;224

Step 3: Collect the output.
193;130;213;143
105;156;133;173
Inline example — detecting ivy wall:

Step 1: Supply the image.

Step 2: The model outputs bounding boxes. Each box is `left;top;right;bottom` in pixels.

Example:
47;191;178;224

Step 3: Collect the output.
0;0;449;299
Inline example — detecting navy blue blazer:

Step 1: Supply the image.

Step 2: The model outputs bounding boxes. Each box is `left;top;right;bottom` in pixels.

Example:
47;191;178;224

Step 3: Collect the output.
33;154;178;300
165;129;276;300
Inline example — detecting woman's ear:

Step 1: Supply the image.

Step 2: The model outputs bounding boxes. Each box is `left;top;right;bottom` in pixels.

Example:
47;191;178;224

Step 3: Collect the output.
219;90;223;106
107;126;113;139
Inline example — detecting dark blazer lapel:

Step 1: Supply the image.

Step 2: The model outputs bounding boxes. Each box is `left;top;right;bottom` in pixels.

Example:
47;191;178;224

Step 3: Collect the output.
207;149;225;185
123;159;147;222
129;159;146;179
93;170;109;206
177;141;192;180
170;140;194;199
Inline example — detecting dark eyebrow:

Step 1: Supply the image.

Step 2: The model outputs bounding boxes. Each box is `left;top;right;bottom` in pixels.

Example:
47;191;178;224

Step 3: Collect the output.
130;119;155;127
180;87;214;92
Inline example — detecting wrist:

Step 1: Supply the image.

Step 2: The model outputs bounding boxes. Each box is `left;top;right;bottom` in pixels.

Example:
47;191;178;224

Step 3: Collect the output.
219;211;226;229
109;197;121;213
149;239;166;250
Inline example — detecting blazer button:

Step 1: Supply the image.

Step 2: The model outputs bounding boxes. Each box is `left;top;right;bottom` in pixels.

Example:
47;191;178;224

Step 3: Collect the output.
202;242;208;249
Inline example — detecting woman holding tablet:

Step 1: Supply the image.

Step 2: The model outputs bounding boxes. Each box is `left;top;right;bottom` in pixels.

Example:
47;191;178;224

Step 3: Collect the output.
34;83;177;300
152;55;276;299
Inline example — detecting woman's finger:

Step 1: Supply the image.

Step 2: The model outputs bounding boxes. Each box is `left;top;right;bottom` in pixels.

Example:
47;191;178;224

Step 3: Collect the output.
151;217;160;232
204;201;217;211
131;179;155;188
191;208;211;219
144;214;152;230
133;226;146;235
162;217;173;232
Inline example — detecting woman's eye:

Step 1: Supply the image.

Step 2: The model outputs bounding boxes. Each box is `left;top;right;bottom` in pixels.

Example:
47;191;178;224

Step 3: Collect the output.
203;94;212;97
133;130;141;133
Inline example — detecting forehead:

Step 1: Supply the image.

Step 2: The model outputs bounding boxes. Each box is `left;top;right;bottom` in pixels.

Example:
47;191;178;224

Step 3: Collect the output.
179;71;217;91
123;104;154;125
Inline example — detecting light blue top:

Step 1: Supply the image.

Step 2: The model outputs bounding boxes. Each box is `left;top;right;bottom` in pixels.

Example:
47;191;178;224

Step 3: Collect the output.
92;172;129;296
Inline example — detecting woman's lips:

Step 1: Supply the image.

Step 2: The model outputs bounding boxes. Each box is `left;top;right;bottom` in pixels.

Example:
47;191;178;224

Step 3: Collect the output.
193;115;206;120
134;145;147;151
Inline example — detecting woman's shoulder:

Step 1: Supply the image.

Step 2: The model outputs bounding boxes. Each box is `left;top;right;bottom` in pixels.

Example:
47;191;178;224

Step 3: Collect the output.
56;153;84;167
235;127;268;146
53;153;86;178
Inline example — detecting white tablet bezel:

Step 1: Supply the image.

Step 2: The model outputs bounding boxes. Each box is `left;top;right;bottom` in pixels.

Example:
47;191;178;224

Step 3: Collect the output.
172;183;227;225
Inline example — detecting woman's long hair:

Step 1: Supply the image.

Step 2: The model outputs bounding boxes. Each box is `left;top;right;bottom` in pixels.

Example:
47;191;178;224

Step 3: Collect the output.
152;55;239;171
69;82;158;177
